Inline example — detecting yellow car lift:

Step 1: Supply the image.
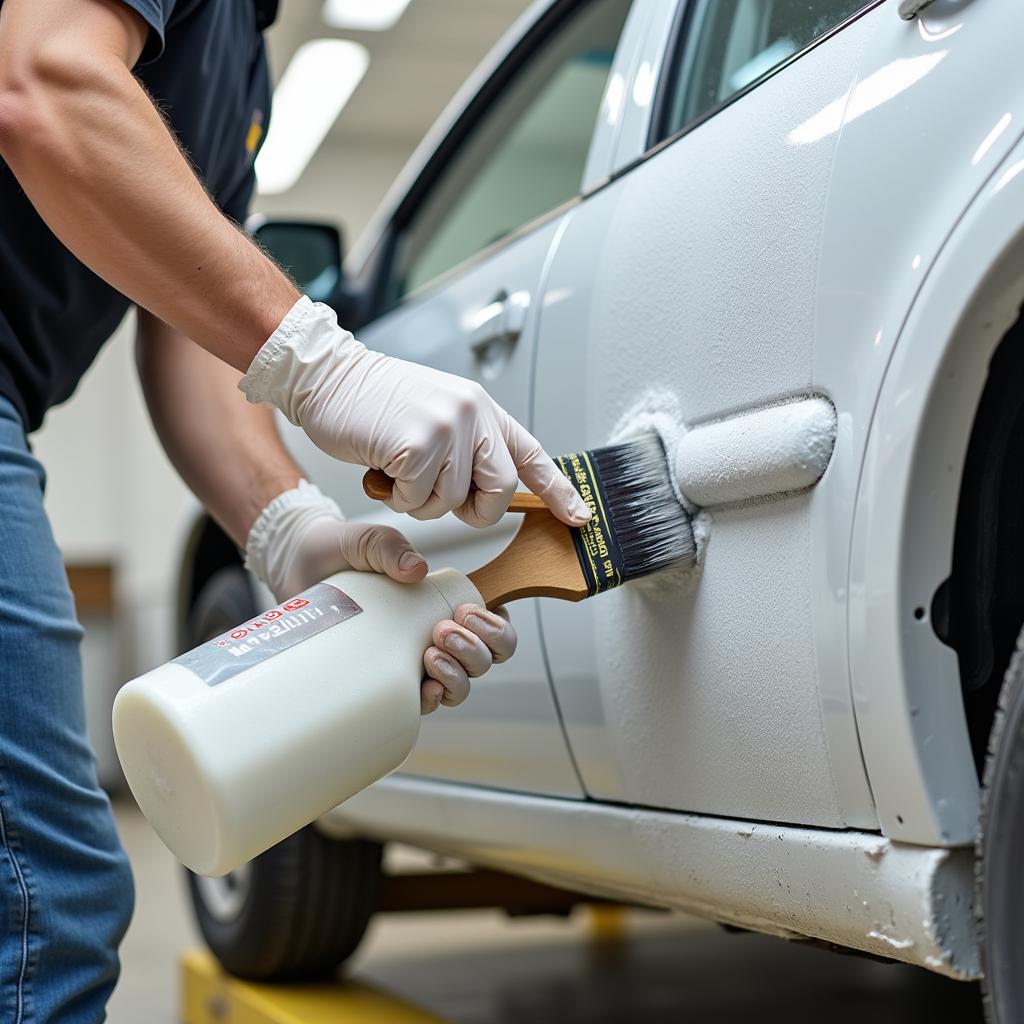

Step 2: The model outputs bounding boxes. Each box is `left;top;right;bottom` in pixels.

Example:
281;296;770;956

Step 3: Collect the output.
182;866;628;1023
182;949;446;1024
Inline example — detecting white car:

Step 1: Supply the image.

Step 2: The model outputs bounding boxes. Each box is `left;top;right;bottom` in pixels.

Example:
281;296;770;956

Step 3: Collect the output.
178;0;1024;1016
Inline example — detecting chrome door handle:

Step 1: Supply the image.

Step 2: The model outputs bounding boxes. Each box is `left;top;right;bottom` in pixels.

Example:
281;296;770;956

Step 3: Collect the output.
469;290;529;355
898;0;935;20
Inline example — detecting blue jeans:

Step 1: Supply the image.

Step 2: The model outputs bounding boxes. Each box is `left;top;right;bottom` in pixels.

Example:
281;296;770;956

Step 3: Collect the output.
0;397;134;1022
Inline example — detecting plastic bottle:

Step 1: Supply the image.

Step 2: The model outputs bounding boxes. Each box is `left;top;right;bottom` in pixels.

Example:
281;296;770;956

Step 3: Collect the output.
112;568;481;877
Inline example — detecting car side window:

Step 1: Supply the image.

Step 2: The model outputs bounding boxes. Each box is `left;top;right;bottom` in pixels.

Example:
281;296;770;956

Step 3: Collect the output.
660;0;869;140
389;0;633;302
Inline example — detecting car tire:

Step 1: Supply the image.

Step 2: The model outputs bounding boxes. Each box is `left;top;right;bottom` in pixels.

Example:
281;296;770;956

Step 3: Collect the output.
184;564;383;980
978;626;1024;1022
186;827;383;980
186;563;258;647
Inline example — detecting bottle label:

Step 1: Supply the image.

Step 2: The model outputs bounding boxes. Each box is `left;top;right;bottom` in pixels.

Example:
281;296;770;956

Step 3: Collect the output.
174;582;363;687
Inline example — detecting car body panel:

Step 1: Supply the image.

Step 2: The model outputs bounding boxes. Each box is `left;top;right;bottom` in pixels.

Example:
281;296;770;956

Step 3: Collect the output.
579;0;665;189
607;0;682;174
848;136;1024;844
531;2;878;827
320;773;979;981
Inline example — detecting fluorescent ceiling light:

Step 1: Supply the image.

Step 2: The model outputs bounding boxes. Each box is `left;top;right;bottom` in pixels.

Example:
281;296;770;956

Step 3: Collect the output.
256;39;369;195
322;0;411;31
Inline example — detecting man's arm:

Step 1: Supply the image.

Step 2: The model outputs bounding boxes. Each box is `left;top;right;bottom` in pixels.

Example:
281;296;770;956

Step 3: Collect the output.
0;0;297;371
136;312;301;547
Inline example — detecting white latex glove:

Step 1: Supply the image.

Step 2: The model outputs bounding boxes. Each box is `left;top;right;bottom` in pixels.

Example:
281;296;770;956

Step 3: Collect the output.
239;297;591;529
245;481;517;714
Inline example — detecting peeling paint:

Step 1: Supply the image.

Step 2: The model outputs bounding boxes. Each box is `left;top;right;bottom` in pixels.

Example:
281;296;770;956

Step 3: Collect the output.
867;930;916;951
864;840;889;861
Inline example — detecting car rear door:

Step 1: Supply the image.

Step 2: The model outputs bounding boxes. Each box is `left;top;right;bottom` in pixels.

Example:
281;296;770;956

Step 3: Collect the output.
296;0;639;796
532;0;883;827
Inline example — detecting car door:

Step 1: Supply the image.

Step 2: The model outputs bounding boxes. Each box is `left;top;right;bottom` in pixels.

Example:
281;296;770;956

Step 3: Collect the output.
292;0;638;796
532;0;883;826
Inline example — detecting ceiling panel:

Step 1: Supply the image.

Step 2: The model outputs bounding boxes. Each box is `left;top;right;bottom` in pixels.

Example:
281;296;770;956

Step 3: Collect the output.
265;0;534;146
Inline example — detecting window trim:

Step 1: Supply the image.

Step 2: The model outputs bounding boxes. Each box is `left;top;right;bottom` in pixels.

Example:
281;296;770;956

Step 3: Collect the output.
373;0;623;316
378;193;583;314
645;0;885;154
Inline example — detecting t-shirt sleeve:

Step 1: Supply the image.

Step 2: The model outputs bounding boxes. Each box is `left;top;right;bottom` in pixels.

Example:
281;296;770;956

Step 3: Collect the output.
219;45;272;226
115;0;177;64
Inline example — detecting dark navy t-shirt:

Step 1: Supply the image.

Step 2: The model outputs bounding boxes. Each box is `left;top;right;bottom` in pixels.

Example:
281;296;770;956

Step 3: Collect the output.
0;0;278;432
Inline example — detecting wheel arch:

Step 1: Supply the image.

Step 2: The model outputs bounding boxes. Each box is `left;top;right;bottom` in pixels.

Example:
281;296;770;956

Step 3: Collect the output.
935;307;1024;776
849;149;1024;845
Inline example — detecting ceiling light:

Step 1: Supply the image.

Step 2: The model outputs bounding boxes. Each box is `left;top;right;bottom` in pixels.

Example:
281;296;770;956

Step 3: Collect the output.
322;0;411;31
256;39;369;195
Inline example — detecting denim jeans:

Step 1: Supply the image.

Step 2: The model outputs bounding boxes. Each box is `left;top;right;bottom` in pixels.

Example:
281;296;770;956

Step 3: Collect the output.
0;397;134;1022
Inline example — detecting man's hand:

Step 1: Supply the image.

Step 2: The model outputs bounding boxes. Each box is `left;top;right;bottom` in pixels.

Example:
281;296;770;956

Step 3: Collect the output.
246;481;517;714
241;297;592;529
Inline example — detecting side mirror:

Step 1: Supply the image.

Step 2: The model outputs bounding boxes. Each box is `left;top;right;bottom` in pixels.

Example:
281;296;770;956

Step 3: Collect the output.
248;217;344;305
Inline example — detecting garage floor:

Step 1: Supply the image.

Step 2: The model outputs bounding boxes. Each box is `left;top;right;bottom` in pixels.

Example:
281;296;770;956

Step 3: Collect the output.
108;799;986;1024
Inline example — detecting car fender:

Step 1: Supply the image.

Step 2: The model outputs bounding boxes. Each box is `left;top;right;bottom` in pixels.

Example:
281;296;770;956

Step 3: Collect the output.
809;0;1024;840
849;136;1024;845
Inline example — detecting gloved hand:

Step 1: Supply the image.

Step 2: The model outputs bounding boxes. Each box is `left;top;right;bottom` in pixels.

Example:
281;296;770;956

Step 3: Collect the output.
239;297;591;529
245;481;517;714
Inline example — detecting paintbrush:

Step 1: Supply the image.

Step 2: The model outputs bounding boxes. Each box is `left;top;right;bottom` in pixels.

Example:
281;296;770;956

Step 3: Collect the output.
362;433;695;609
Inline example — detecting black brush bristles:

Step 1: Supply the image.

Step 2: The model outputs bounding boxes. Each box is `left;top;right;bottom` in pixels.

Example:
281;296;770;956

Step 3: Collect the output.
555;434;695;596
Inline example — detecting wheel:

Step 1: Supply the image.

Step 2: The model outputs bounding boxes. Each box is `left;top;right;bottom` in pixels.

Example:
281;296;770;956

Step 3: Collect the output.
186;564;258;647
186;826;382;980
184;565;383;980
978;626;1024;1021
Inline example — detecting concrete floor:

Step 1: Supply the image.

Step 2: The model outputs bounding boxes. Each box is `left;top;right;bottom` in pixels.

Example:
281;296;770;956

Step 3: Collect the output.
109;798;986;1024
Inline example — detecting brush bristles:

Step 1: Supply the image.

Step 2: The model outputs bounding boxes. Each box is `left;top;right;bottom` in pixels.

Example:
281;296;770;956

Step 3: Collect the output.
588;434;695;581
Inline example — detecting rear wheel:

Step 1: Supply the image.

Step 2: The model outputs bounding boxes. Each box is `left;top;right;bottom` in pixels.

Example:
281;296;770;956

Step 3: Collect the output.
187;827;382;980
184;564;382;980
978;626;1024;1021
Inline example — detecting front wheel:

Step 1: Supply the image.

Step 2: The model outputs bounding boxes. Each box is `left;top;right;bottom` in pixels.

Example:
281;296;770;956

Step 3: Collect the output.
978;627;1024;1021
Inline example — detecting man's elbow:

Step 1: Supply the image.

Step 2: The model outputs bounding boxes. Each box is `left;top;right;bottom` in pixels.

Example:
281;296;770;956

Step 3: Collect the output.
0;46;114;160
0;72;37;158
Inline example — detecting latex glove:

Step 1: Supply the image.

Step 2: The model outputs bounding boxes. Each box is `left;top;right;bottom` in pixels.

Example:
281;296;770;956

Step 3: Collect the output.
239;297;591;529
245;481;516;714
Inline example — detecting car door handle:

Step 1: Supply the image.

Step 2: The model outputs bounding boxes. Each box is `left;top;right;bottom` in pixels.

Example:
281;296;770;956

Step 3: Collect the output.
898;0;935;19
468;290;529;380
469;290;529;354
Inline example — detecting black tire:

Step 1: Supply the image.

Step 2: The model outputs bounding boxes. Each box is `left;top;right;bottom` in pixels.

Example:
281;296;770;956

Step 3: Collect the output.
978;627;1024;1022
184;564;383;980
187;564;258;647
186;827;382;980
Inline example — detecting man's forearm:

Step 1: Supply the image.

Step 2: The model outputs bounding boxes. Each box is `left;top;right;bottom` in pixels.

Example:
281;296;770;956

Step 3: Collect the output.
137;313;302;548
0;0;299;371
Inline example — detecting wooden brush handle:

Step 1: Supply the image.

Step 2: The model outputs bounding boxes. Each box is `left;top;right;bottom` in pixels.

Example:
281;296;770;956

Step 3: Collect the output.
362;468;548;513
468;512;588;608
361;468;587;608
